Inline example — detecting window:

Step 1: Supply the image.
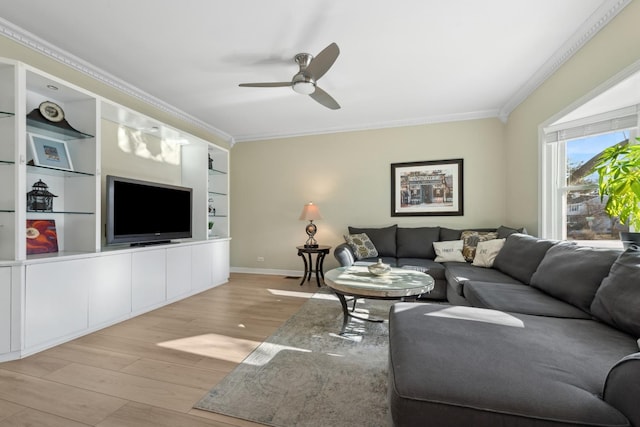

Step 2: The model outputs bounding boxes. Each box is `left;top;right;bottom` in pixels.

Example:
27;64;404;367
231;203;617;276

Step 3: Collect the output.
541;108;638;246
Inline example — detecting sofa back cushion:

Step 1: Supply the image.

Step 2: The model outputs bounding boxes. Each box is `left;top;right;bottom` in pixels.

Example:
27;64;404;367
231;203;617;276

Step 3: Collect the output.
439;227;496;241
396;227;439;259
530;243;621;313
591;245;640;338
348;225;397;257
493;233;558;284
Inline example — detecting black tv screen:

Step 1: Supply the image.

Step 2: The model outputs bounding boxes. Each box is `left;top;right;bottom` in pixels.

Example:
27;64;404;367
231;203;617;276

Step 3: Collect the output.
106;175;192;246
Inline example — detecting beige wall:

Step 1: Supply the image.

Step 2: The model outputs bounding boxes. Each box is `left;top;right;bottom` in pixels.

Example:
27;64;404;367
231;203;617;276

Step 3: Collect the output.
504;0;640;233
231;1;640;273
231;118;507;272
3;1;640;274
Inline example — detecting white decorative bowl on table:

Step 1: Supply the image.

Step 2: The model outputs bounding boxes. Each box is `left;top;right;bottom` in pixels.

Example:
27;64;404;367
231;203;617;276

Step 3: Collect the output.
368;259;392;276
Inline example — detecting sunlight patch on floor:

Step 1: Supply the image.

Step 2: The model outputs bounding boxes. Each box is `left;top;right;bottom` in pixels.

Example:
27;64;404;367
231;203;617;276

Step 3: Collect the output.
267;288;316;299
242;342;311;366
157;333;262;363
425;306;525;328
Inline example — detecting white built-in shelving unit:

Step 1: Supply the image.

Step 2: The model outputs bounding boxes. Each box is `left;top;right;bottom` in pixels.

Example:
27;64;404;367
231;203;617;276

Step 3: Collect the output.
0;58;230;361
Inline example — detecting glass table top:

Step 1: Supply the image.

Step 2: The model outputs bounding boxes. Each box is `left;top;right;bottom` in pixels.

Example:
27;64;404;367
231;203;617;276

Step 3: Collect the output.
324;265;434;298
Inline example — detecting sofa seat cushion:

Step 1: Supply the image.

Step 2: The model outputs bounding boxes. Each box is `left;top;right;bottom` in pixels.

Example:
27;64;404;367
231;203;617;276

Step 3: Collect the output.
443;262;522;297
493;233;559;284
530;243;621;313
389;303;637;427
397;258;445;280
464;281;592;319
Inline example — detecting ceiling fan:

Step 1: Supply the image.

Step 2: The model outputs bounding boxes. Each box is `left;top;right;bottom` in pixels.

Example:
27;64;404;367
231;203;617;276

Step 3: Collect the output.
239;42;341;110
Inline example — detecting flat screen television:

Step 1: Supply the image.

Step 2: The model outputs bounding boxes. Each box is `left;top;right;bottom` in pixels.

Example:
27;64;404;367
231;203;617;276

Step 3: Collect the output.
106;175;192;246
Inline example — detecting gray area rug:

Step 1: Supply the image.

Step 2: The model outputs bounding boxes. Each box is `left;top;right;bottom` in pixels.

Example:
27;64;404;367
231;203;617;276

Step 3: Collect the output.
194;289;393;427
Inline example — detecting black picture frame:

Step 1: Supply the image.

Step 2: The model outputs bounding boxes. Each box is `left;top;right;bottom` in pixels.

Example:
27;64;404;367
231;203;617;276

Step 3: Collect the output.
391;159;463;217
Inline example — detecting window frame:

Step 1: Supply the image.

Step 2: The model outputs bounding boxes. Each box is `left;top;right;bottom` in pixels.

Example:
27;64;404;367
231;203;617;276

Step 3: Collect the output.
540;107;639;245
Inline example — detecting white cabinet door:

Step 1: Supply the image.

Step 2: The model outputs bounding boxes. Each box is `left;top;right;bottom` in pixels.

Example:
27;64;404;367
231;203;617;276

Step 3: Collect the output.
191;243;213;291
131;249;166;312
167;245;192;299
25;259;92;349
211;239;230;285
0;267;10;354
88;253;132;327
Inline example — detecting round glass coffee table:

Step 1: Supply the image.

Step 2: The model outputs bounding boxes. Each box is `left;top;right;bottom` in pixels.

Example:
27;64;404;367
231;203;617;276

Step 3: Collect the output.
324;265;434;333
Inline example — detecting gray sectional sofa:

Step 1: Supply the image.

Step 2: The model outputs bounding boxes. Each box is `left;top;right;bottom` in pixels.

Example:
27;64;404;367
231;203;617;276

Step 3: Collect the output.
334;226;640;427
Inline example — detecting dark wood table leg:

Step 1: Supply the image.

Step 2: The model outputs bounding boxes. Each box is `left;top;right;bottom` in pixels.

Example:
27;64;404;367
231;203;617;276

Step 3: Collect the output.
298;250;309;286
314;251;326;287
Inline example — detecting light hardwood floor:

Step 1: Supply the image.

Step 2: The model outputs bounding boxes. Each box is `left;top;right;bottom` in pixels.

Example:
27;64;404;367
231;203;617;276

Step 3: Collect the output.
0;273;317;426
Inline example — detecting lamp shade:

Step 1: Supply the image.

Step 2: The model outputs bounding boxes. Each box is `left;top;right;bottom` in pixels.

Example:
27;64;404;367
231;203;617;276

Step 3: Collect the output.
299;202;322;221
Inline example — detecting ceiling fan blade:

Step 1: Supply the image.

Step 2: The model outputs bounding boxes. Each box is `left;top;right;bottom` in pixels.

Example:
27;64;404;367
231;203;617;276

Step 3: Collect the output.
306;42;339;80
239;82;293;88
310;86;340;110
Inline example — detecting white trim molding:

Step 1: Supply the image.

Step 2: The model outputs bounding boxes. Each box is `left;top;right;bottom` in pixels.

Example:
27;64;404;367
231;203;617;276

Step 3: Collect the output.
0;17;235;146
499;0;632;122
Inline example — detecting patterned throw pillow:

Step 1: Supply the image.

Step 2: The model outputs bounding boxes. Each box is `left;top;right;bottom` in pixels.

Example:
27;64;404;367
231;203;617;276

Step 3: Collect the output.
433;240;466;262
461;231;499;262
344;233;378;260
472;238;506;268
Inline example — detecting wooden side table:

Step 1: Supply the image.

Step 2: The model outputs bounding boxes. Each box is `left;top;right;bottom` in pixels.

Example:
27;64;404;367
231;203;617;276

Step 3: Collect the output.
296;245;331;287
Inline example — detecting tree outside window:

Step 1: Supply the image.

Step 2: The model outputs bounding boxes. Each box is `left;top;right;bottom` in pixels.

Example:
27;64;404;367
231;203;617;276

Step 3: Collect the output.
564;131;630;242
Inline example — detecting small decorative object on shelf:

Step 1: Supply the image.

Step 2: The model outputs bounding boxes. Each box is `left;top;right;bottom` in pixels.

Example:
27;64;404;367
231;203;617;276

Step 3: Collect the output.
26;219;59;255
208;153;213;170
28;133;74;171
208;221;214;236
27;179;58;212
38;101;65;123
368;259;391;276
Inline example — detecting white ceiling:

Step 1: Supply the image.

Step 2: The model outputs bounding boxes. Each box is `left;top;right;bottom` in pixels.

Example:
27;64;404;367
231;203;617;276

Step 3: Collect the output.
0;0;630;144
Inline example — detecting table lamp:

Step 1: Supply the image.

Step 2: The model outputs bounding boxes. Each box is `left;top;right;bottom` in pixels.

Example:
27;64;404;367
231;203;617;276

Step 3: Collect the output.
299;201;322;248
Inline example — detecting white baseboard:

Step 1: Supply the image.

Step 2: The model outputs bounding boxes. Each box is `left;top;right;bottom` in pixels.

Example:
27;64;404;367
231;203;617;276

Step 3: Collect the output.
230;267;303;277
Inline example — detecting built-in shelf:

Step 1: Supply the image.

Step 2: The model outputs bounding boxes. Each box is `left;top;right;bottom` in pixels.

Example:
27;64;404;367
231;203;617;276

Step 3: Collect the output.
208;168;227;175
208;191;227;196
0;111;14;119
208;214;227;218
26;117;94;141
27;165;94;177
0;160;14;165
27;210;94;215
0;209;14;213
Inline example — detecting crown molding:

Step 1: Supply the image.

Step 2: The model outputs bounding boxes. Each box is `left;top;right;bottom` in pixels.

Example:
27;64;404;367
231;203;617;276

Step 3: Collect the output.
0;17;235;146
499;0;632;120
234;109;500;142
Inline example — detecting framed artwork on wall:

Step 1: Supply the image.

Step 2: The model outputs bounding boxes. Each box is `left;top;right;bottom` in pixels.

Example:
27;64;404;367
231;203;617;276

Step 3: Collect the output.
391;158;463;217
28;132;74;171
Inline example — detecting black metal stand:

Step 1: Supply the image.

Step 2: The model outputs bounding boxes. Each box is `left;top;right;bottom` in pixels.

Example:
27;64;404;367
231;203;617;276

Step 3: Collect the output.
296;245;331;287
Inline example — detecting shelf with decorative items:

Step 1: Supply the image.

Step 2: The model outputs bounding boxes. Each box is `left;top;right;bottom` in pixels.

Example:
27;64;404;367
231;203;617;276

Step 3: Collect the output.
19;64;99;260
206;147;229;239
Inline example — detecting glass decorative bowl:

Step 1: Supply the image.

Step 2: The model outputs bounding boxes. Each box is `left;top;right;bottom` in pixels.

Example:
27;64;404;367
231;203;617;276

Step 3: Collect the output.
368;259;391;276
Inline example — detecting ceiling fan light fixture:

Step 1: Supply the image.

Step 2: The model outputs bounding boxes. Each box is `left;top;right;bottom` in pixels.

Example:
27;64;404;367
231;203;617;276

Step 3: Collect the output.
293;81;315;95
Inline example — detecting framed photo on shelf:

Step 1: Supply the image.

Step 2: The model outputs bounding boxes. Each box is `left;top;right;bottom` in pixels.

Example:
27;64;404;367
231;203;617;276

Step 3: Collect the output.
28;132;74;171
391;158;463;217
26;219;59;255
